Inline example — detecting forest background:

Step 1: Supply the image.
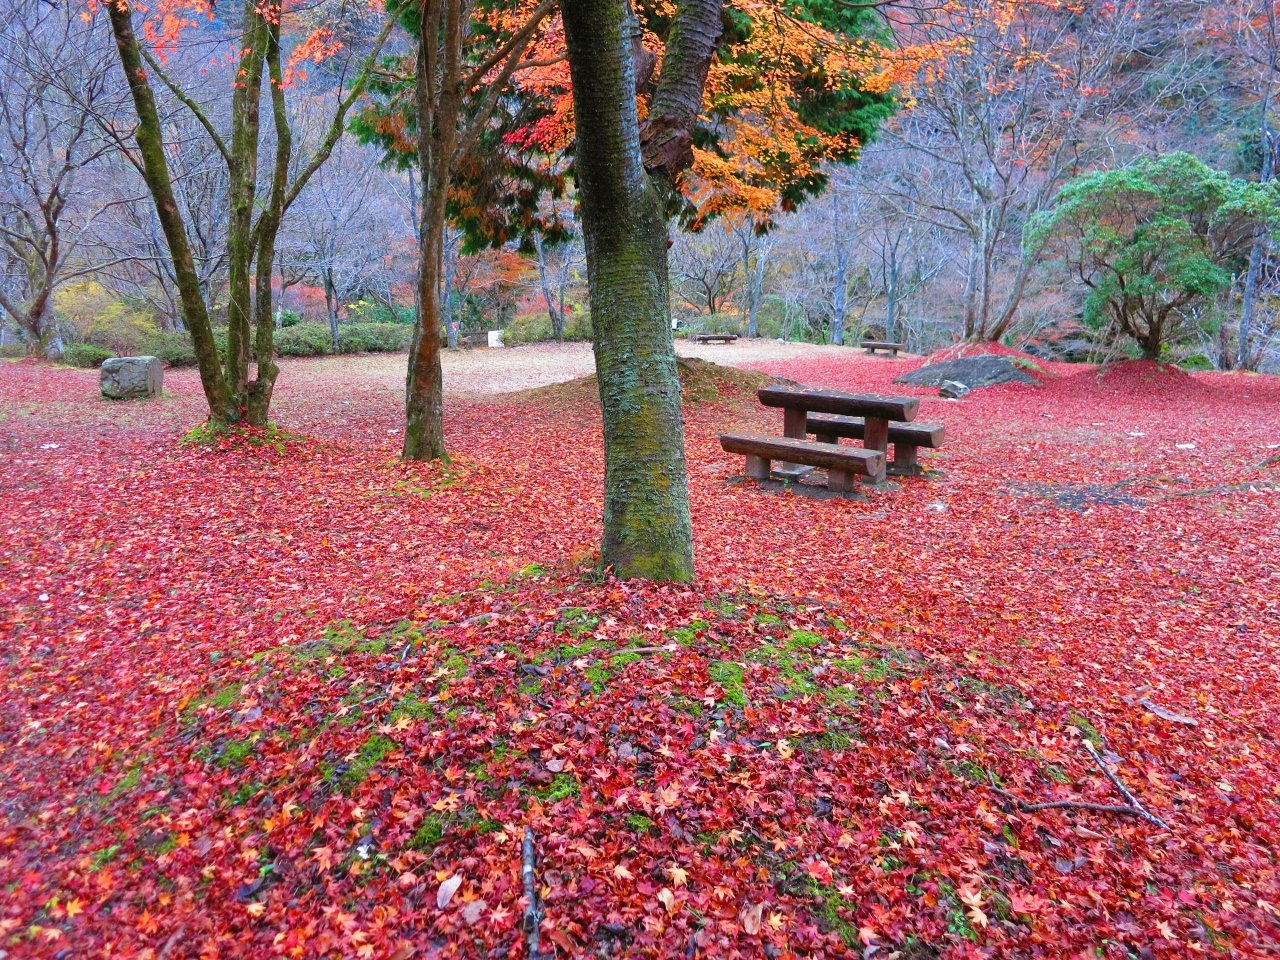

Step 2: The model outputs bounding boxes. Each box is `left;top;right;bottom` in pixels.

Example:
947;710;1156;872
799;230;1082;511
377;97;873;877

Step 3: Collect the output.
2;0;1278;374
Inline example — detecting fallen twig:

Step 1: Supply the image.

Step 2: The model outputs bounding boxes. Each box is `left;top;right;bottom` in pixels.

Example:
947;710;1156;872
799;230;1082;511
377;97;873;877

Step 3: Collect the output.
1083;740;1170;830
987;780;1150;819
522;827;543;959
1138;697;1197;726
615;644;678;655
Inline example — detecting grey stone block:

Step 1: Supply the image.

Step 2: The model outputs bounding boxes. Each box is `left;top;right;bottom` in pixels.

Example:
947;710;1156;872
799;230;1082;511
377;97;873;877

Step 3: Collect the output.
101;355;162;399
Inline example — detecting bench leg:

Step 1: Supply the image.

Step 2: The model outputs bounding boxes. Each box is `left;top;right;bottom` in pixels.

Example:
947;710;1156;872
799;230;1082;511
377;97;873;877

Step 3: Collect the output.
888;443;923;477
828;468;857;494
813;432;838;445
863;417;889;455
744;455;770;481
778;407;812;475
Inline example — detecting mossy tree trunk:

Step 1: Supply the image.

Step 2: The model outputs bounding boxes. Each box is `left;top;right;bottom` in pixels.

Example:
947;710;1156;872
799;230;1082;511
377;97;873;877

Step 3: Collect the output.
107;0;237;425
562;0;695;581
224;0;267;405
109;1;390;429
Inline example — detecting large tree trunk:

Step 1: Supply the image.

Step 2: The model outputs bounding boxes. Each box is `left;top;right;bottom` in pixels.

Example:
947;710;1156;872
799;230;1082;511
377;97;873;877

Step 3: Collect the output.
562;0;694;581
107;0;237;425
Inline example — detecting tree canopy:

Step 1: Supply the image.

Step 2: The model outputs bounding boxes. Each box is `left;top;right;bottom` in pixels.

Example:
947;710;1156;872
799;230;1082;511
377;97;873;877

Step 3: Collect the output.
1028;152;1280;359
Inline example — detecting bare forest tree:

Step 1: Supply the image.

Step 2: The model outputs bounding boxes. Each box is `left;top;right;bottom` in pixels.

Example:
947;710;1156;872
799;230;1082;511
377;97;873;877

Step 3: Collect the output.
886;0;1202;341
670;226;739;316
0;1;125;356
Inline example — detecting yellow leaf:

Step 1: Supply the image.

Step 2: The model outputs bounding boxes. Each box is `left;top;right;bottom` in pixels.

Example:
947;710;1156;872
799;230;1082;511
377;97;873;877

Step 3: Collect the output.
669;865;689;887
65;898;84;918
246;903;266;918
613;863;634;880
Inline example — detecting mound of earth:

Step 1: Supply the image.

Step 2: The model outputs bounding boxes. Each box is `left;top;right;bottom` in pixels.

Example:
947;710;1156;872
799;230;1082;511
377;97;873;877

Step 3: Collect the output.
516;356;783;406
893;353;1039;390
1039;359;1213;401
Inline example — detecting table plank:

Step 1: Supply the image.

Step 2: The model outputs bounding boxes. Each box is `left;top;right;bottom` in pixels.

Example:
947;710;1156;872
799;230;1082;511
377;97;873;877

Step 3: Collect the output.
757;384;919;421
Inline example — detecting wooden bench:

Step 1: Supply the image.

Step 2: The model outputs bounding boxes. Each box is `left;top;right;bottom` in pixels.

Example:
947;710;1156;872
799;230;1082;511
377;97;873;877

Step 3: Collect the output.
757;384;918;457
861;340;905;356
691;333;739;344
720;433;885;493
807;413;944;476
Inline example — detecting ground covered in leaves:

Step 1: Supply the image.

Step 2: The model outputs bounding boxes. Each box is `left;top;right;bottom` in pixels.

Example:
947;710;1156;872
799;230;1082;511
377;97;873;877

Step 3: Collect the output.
2;351;1278;959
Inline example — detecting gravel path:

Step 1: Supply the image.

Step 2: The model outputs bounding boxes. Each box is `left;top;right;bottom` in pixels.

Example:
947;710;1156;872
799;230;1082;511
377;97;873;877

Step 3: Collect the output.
435;339;921;394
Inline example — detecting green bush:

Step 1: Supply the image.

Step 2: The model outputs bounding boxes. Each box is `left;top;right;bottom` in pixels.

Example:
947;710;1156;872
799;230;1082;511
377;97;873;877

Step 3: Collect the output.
275;323;336;357
503;311;592;346
274;323;412;357
63;343;114;368
109;322;410;365
136;330;199;367
1177;353;1215;371
278;310;302;328
337;323;413;353
347;301;414;325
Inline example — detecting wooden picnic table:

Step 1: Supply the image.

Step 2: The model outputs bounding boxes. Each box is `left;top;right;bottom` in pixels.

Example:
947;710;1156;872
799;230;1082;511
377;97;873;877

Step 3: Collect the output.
721;383;940;493
757;384;918;463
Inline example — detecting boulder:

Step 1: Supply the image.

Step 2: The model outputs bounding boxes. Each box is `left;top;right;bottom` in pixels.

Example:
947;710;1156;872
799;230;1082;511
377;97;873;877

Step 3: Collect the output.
101;356;162;399
938;380;971;399
893;353;1036;390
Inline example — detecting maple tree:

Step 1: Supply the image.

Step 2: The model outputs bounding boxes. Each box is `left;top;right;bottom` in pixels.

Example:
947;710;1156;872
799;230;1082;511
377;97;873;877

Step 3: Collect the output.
104;0;392;427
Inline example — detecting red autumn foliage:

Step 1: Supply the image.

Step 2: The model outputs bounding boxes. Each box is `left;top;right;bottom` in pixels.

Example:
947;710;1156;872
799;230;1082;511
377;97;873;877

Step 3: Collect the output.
1;353;1278;958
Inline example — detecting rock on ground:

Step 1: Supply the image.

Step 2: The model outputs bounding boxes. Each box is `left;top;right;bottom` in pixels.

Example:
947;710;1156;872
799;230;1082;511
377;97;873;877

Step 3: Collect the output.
100;356;162;399
939;379;971;399
894;354;1036;390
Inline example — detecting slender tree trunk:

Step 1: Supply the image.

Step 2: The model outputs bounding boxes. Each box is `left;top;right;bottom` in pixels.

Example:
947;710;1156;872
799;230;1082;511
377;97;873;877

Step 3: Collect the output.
885;254;899;342
831;254;847;346
986;239;1041;342
225;0;268;401
248;16;288;427
962;235;979;340
1240;236;1268;371
443;231;459;348
404;0;462;462
562;0;694;581
324;269;340;351
107;0;236;425
535;235;565;339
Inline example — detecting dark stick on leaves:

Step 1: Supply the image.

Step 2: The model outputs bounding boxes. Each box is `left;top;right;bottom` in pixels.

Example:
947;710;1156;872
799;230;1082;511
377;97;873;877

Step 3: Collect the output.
523;827;543;958
1083;740;1170;830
